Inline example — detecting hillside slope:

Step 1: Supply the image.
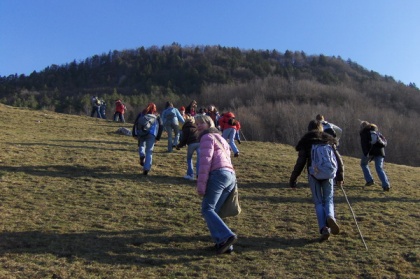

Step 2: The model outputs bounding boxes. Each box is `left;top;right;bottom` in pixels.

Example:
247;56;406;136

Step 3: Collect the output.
0;104;418;278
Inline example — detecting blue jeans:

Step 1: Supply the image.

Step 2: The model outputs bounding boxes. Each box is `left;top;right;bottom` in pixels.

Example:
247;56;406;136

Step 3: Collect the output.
91;105;101;118
360;155;390;188
308;175;335;233
138;134;156;171
201;169;236;244
165;123;180;152
235;130;240;141
186;143;200;177
222;128;239;154
113;112;125;122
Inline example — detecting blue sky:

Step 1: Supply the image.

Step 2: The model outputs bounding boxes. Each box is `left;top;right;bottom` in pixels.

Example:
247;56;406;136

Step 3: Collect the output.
1;0;419;86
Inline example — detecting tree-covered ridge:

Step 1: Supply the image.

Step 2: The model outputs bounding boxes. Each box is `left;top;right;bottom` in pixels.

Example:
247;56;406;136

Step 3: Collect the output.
2;43;417;98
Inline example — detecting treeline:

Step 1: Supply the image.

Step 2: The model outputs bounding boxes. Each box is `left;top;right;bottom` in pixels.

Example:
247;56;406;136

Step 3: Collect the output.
0;44;419;166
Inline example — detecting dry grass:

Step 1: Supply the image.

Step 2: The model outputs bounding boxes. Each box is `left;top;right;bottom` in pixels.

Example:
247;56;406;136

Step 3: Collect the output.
0;103;418;279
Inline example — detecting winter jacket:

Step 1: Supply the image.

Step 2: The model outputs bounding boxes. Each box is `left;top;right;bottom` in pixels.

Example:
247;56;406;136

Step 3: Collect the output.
115;100;126;114
177;120;199;148
289;131;344;186
360;125;385;157
218;112;236;131
197;128;235;195
161;107;185;126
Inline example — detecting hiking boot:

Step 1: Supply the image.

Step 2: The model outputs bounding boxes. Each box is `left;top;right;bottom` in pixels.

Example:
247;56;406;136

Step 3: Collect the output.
237;139;241;144
383;187;390;192
217;235;237;254
139;156;145;166
327;217;340;235
320;227;330;242
183;174;194;181
365;181;375;186
143;170;149;176
234;153;239;157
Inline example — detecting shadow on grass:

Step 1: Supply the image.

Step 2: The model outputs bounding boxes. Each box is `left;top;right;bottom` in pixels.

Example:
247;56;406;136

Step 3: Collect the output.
0;229;319;265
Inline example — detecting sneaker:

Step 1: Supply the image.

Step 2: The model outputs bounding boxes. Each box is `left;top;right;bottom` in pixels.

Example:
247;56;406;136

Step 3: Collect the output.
139;156;145;166
214;244;234;254
320;227;330;242
327;217;340;235
143;170;149;176
365;181;375;186
383;187;390;192
183;174;194;181
234;153;239;157
217;235;237;254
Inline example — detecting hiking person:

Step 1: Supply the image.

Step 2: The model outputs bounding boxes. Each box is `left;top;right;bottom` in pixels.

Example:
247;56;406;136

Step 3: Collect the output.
289;120;344;241
161;101;185;152
359;121;390;191
90;96;101;118
233;119;242;144
99;99;107;119
185;100;197;116
176;114;200;180
207;105;220;129
132;103;163;176
195;114;238;254
218;112;240;157
113;99;127;123
313;114;343;143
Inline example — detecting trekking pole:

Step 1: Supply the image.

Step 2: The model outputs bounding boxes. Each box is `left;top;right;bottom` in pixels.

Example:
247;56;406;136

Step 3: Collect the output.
239;129;247;142
339;183;369;251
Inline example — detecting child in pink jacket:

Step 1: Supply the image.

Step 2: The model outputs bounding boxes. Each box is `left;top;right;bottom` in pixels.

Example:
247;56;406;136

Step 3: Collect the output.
195;114;238;254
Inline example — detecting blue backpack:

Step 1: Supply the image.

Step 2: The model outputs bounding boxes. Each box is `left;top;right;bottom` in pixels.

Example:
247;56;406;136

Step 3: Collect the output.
309;144;338;180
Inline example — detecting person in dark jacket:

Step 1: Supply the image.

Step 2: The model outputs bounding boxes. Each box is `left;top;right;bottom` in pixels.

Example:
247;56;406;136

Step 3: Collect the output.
176;114;200;180
359;121;390;191
289;120;344;241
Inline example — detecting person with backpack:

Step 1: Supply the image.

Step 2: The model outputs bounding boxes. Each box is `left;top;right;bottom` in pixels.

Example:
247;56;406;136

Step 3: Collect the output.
132;103;163;175
289;120;344;242
90;96;101;118
195;114;238;254
218;112;240;157
359;121;390;191
113;99;127;122
313;114;342;144
161;101;185;153
176;114;200;180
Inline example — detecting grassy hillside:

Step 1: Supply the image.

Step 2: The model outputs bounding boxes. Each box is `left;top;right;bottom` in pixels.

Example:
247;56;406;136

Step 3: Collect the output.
0;104;418;278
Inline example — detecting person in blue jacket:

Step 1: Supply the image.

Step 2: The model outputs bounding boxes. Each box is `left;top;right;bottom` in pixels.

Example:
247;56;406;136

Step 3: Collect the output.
161;101;185;152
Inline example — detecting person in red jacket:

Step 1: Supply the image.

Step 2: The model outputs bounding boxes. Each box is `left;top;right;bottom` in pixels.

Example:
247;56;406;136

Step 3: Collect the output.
218;112;240;157
234;119;242;144
113;100;127;122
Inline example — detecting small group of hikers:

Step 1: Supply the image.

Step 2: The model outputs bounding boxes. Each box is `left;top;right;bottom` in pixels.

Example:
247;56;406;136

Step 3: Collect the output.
291;114;390;242
130;104;390;254
90;96;127;123
90;96;107;119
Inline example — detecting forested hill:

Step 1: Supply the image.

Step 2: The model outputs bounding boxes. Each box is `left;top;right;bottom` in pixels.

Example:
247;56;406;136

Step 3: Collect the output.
1;44;420;166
